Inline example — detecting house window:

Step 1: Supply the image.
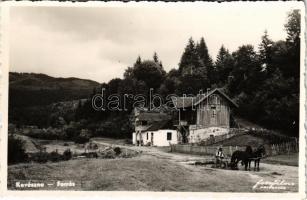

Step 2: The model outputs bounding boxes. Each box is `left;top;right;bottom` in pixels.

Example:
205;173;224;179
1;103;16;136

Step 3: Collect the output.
167;132;172;141
211;108;217;118
210;94;220;105
147;132;148;140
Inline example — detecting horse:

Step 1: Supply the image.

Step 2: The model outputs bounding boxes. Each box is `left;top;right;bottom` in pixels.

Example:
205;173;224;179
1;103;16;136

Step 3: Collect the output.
249;145;266;171
230;146;253;171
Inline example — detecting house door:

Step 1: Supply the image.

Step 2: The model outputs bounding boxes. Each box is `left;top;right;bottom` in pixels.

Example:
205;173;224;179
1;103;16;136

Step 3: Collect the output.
210;107;217;125
151;132;154;146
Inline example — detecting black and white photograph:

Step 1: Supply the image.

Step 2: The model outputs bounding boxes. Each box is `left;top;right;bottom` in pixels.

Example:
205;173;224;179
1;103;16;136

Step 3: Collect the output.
3;2;305;195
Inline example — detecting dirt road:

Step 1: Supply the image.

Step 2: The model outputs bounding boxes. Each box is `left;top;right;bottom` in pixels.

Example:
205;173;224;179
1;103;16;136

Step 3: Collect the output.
91;138;299;192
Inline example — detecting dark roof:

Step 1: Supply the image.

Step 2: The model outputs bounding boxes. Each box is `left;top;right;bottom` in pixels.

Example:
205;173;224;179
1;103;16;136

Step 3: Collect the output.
194;88;238;107
146;120;173;132
171;88;238;108
137;112;171;121
171;96;194;108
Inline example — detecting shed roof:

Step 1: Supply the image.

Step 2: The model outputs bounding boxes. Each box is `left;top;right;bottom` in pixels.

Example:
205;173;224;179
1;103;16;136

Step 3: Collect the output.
171;88;238;108
171;96;194;108
137;112;171;121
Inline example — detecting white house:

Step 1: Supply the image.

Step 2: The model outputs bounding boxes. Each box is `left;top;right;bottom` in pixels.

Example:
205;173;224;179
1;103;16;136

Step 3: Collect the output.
132;129;178;146
132;109;178;146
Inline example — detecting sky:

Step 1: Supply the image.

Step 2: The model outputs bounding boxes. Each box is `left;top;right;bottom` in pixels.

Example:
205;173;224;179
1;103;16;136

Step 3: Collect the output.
9;2;302;83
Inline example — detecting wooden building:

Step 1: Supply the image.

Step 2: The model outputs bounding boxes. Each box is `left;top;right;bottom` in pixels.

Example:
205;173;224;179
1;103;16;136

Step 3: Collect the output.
172;88;238;143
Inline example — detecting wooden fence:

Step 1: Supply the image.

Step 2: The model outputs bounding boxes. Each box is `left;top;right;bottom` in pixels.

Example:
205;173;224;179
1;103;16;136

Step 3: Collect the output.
170;140;298;157
170;144;245;157
266;140;299;156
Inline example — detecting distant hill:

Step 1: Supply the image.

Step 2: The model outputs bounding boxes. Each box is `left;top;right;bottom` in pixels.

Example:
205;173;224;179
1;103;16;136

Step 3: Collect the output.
9;72;100;126
9;72;100;107
10;72;100;91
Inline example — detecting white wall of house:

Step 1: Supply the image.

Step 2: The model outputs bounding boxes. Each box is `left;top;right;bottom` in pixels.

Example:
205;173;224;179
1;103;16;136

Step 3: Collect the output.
133;130;178;146
132;132;143;145
189;127;229;143
152;130;178;146
132;132;136;145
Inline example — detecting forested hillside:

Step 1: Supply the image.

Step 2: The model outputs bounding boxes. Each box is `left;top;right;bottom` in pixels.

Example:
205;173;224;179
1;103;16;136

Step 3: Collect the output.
9;72;100;126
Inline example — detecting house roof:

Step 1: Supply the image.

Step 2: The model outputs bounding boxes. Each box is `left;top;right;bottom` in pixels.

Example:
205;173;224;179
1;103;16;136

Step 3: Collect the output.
194;88;238;107
171;96;194;108
171;88;238;108
137;112;171;121
145;120;173;132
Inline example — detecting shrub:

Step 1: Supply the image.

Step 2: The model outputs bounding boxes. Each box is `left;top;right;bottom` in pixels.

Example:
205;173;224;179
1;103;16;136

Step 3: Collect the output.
103;150;116;159
80;152;98;158
49;151;62;162
8;135;28;164
63;149;72;160
113;147;121;155
74;129;91;144
30;152;49;163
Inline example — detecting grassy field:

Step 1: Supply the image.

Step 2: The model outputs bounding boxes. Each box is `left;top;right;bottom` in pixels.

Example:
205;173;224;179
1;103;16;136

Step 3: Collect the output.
8;136;299;192
8;154;256;191
8;153;298;192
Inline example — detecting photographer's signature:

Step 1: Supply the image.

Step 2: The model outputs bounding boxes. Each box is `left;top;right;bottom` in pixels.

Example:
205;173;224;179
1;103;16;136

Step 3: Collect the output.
253;179;295;190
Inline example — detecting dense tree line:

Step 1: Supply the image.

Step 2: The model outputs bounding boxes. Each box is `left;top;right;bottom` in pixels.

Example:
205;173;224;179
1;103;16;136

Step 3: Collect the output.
77;10;300;137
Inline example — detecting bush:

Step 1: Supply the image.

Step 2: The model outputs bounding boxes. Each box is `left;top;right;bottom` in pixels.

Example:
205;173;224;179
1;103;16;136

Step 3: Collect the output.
49;151;62;162
30;149;73;163
8;135;28;164
102;150;116;159
63;149;72;160
113;147;121;155
80;152;98;158
30;151;49;163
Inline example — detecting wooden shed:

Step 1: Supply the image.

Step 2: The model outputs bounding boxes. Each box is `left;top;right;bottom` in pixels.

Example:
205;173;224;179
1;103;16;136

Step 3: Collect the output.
172;88;238;143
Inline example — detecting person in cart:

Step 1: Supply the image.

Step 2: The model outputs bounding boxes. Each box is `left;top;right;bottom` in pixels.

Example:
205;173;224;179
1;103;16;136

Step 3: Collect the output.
215;146;225;168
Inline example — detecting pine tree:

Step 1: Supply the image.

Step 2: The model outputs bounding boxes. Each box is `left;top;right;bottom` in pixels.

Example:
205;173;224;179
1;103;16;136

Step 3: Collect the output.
196;37;214;85
284;9;300;79
135;56;142;66
178;37;200;73
153;52;164;71
259;30;274;74
153;52;159;63
215;45;234;84
285;10;300;46
197;37;213;68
